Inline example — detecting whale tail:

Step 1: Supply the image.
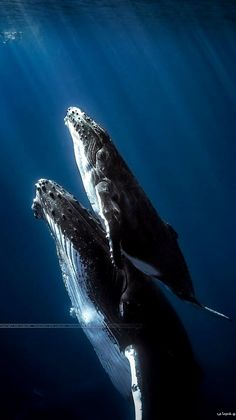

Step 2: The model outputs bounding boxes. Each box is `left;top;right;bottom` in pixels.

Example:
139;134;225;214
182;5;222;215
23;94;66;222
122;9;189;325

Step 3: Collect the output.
187;297;231;321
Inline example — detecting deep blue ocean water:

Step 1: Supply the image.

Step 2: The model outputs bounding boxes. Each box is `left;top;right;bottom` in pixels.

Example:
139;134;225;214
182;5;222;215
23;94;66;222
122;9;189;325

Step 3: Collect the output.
0;1;235;419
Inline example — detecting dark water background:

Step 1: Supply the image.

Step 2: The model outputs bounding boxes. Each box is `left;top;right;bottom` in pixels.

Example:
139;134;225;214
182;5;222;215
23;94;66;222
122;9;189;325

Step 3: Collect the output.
0;1;235;419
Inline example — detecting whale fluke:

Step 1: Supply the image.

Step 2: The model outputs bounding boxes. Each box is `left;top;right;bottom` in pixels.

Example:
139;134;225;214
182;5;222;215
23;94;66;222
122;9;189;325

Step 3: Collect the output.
187;296;230;320
200;305;230;320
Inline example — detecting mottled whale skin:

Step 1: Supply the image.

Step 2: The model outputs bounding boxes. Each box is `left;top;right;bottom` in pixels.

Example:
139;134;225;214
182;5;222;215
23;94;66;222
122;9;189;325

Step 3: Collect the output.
64;107;229;320
32;179;201;420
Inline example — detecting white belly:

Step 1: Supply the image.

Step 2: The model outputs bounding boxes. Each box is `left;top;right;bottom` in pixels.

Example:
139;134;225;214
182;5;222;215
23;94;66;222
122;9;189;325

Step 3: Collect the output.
68;123;100;214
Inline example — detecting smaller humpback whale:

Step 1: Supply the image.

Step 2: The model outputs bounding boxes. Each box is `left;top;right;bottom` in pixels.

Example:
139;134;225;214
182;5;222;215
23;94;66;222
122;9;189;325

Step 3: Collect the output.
32;179;201;420
64;107;229;320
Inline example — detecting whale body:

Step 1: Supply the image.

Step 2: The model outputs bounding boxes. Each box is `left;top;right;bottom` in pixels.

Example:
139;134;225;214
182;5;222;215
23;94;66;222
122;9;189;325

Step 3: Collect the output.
32;178;201;420
64;106;229;320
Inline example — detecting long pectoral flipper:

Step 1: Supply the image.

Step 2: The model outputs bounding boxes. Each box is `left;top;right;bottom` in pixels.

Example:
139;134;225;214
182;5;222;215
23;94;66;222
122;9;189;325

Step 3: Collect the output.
125;345;143;420
95;180;123;268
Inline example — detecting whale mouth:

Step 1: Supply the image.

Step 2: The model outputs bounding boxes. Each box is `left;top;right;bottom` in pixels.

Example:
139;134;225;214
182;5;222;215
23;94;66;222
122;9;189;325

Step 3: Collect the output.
32;192;43;220
32;179;64;220
32;179;47;220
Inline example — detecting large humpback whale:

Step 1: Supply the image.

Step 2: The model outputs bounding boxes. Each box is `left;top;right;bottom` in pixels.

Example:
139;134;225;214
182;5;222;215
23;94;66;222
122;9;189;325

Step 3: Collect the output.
64;106;229;320
32;179;201;420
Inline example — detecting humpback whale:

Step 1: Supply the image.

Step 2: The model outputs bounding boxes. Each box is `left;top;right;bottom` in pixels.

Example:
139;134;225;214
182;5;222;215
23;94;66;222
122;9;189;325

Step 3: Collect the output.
64;106;229;320
32;179;201;420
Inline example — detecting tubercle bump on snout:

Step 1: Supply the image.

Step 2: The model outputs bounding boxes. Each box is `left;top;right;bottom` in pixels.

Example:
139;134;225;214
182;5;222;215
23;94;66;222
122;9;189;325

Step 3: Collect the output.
31;197;43;219
32;179;80;226
65;106;98;132
32;179;55;220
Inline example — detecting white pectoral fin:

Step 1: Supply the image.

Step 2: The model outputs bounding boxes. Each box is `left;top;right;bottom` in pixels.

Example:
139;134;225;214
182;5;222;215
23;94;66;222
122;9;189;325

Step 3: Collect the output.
125;345;143;420
95;180;123;268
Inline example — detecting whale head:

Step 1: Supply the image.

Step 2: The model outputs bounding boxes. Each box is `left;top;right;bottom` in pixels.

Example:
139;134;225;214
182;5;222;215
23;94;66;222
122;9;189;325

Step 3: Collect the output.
64;107;109;158
32;178;108;257
31;179;132;397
